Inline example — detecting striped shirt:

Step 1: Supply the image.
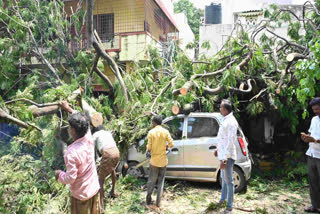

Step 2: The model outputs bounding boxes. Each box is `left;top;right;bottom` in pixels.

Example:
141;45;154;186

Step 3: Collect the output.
58;132;100;201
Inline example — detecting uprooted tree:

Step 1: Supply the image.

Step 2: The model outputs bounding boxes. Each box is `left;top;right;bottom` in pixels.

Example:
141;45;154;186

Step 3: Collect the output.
0;0;320;171
0;0;320;212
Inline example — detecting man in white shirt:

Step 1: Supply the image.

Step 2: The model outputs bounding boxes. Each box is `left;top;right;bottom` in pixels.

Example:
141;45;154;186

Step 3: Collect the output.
214;99;238;214
302;97;320;213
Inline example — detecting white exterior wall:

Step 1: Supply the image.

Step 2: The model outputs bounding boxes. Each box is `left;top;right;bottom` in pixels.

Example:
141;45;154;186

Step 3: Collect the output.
221;0;307;24
199;24;234;56
200;1;305;56
174;13;195;59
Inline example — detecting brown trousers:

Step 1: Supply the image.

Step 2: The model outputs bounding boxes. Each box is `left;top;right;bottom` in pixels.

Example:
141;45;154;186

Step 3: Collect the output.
71;192;101;214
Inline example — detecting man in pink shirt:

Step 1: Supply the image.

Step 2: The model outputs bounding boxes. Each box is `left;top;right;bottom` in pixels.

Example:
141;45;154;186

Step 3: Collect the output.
55;110;101;214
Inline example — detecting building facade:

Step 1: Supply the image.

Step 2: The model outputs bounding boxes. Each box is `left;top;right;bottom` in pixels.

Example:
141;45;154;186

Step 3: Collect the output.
199;0;306;56
63;0;179;89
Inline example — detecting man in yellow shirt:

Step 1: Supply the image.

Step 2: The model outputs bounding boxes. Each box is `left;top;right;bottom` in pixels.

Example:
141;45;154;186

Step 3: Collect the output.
146;115;174;208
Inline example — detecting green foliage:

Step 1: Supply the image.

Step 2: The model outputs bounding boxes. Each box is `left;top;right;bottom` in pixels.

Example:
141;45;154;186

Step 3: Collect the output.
206;201;226;211
201;41;211;50
296;37;320;110
174;0;204;37
247;101;265;116
0;155;69;213
288;22;301;41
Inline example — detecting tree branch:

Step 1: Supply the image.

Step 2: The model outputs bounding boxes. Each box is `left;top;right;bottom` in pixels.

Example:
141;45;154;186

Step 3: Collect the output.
92;37;128;102
0;108;41;131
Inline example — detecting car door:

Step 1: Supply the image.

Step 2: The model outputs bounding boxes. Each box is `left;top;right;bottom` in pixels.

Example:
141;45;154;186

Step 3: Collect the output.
163;116;186;178
183;116;220;178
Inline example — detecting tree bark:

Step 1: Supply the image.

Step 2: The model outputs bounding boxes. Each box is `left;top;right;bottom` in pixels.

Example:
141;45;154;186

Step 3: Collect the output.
29;105;60;117
92;38;129;102
203;79;254;95
86;0;94;49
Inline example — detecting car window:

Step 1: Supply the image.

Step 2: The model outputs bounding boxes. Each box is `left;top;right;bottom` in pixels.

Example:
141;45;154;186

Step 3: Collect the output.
163;117;184;140
187;117;219;138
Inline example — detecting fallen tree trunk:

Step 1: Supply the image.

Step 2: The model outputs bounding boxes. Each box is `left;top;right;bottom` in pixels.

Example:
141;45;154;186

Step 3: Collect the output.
179;81;193;95
171;102;200;115
173;46;253;96
81;99;103;127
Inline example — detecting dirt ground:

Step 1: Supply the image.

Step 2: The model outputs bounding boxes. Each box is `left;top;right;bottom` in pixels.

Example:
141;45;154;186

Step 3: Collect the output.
104;176;310;214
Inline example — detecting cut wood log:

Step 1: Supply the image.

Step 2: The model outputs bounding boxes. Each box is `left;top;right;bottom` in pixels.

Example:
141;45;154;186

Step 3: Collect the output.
286;53;309;62
171;105;180;115
171;101;180;115
81;99;103;127
68;87;83;102
180;81;193;95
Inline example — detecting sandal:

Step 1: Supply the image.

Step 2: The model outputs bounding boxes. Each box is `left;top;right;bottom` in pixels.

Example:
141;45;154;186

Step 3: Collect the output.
304;206;320;213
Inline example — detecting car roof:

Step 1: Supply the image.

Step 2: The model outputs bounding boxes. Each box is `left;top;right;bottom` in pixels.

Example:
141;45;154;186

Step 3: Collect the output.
163;112;224;123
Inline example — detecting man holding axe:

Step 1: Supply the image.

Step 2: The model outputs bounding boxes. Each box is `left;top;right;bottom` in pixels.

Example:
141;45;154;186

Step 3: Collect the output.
145;115;174;208
301;97;320;213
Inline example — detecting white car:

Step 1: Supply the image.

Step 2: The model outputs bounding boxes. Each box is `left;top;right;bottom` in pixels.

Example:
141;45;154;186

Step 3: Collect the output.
123;112;252;193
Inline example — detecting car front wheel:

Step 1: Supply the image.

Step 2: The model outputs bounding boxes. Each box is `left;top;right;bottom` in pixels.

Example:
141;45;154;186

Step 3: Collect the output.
123;161;145;178
218;166;247;193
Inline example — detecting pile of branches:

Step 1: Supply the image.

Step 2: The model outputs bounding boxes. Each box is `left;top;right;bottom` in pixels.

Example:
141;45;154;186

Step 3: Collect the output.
0;0;320;158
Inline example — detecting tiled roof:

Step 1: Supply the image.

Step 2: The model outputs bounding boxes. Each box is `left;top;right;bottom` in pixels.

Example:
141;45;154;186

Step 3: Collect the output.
238;9;264;17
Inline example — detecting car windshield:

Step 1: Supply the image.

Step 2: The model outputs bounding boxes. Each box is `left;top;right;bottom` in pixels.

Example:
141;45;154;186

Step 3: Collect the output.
163;117;184;140
187;117;219;138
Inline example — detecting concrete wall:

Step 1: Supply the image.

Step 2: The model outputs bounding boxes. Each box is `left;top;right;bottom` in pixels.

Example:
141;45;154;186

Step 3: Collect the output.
174;13;195;59
200;4;304;56
221;0;306;24
119;33;159;62
199;24;234;56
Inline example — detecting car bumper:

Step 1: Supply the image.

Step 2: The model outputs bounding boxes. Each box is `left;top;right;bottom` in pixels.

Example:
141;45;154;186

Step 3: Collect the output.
236;160;252;180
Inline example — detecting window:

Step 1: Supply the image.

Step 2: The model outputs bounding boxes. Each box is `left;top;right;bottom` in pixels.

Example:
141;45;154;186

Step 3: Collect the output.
93;14;114;42
163;117;184;140
187;117;219;138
